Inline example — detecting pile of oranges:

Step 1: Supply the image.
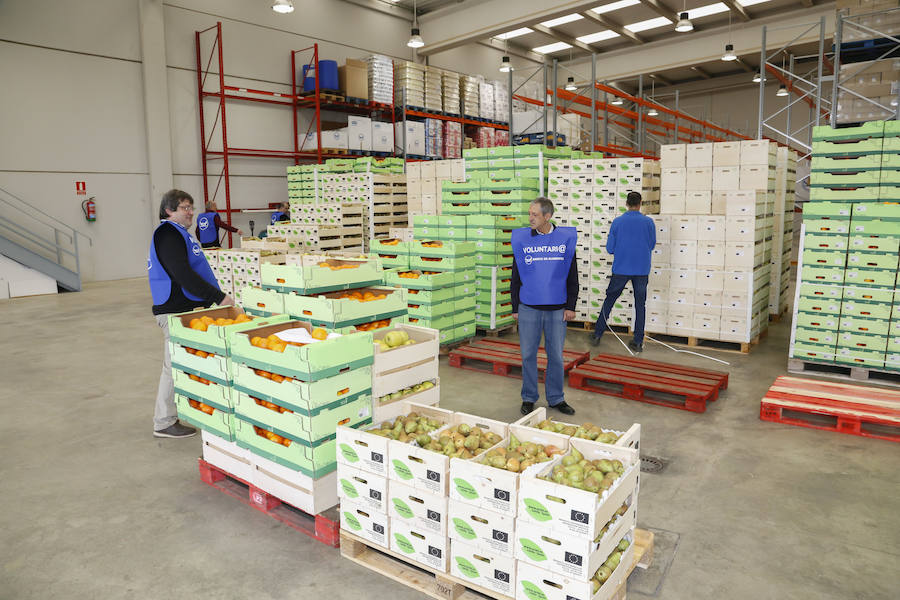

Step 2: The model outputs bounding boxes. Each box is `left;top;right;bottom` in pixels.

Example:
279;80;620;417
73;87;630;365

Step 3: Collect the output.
421;257;442;262
249;328;329;352
356;319;391;331
318;262;360;271
420;241;444;248
253;368;295;383
188;313;254;332
253;424;292;447
187;398;216;415
188;373;213;385
336;290;387;302
379;238;401;246
252;396;293;414
184;346;215;359
398;271;421;279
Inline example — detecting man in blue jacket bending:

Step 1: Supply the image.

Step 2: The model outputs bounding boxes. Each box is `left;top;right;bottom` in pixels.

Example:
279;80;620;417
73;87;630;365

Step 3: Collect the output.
591;191;656;352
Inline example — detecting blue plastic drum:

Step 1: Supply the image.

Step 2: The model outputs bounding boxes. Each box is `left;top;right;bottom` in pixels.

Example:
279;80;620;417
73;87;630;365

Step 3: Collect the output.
302;60;339;92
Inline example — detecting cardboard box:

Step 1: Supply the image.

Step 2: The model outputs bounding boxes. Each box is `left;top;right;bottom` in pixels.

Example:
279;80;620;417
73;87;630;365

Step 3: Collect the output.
667;310;694;336
711;191;728;215
339;58;368;99
348;115;373;151
660;144;686;168
740;139;775;165
448;499;515;556
390;519;449;572
341;500;389;548
661;168;686;190
372;121;394;152
389;478;449;535
740;165;774;190
201;430;252;482
713;166;740;191
450;540;517;596
686;143;714;167
697;268;725;291
698;216;726;241
685;191;711;214
251;454;339;515
371;324;440;397
671;216;699;240
713;141;741;166
685;167;713;191
660;190;685;214
337;461;388;513
669;267;697;289
698;241;725;268
671;240;698;265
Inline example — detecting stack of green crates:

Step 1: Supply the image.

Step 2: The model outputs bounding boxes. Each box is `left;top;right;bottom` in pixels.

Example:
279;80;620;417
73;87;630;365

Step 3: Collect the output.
388;239;476;345
287;165;317;202
468;215;527;329
228;321;375;478
369;237;410;269
792;120;900;371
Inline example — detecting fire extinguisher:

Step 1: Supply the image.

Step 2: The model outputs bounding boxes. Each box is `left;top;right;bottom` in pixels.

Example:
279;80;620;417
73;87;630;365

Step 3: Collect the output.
82;197;96;222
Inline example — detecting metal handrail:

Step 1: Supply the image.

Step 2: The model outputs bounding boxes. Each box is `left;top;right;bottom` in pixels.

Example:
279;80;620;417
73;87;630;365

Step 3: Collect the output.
0;220;76;258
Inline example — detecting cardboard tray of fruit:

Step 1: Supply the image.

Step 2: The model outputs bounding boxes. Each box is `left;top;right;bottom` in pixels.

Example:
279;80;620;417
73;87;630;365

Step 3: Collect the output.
232;362;372;415
172;368;233;412
372;325;439;387
282;286;408;327
409;254;477;272
175;394;235;441
404;285;457;304
515;530;635;600
239;286;286;317
233;389;372;446
369;238;410;254
168;307;286;354
373;379;439;422
169;342;231;385
261;257;382;294
369;253;408;269
448;497;516;557
517;439;640;540
385;268;457;290
406;300;457;319
515;407;641;451
388;477;449;537
233;415;348;478
337;461;389;515
449;424;570;517
229;320;374;381
336;402;454;479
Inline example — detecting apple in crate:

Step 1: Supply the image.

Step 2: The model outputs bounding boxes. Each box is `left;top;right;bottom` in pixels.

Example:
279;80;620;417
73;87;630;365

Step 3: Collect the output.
378;329;416;351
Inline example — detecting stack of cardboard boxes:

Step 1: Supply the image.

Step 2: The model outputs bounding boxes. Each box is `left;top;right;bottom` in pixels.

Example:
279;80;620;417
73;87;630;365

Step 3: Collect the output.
394;61;425;107
835;0;900;42
771;147;799;317
460;74;481;117
405;159;467;215
366;54;393;105
425;66;443;113
443;70;461;116
792;120;900;371
835;58;900;124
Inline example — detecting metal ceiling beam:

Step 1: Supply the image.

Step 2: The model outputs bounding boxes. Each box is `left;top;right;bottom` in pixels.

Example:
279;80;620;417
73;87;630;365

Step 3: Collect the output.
531;24;596;54
734;57;754;73
339;0;413;19
638;0;675;20
649;73;673;86
691;65;713;79
721;0;752;21
579;10;645;45
477;38;546;64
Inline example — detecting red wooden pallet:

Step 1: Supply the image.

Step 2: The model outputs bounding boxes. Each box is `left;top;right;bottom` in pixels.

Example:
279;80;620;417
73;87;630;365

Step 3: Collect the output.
447;338;590;381
567;353;730;413
198;458;341;547
760;376;900;443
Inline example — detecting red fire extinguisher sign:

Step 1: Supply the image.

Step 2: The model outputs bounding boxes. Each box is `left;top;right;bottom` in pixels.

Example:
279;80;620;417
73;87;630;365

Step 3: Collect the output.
76;181;87;195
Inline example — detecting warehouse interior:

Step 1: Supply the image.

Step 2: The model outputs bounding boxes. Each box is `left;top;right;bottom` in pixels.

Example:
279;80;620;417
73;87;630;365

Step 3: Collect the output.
2;1;899;600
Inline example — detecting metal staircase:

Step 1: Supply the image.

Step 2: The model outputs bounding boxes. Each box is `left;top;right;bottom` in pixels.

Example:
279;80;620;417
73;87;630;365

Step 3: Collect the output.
0;186;89;292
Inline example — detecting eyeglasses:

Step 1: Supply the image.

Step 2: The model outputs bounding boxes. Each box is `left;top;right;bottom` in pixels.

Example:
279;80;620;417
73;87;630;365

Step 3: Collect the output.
177;204;194;212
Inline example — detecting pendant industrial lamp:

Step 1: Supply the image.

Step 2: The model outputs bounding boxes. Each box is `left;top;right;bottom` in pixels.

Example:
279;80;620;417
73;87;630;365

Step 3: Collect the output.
272;0;294;14
776;54;789;96
408;0;424;48
610;95;624;106
566;76;577;91
721;12;736;61
675;1;692;32
647;81;658;116
499;56;512;72
753;71;762;83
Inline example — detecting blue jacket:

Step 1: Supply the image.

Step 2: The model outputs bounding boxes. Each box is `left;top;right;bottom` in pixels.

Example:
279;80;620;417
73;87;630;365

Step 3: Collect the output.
607;211;656;276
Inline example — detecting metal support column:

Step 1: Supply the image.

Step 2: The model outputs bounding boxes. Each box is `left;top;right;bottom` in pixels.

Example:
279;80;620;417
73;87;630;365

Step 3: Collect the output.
830;15;843;128
636;74;643;153
786;54;794;146
815;16;825;126
551;59;558;148
508;66;514;139
673;90;679;144
758;25;767;138
590;54;597;151
542;64;548;141
603;82;609;148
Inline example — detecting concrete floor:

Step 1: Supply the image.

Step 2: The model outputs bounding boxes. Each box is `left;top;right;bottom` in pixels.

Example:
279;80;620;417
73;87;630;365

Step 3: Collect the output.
1;277;898;600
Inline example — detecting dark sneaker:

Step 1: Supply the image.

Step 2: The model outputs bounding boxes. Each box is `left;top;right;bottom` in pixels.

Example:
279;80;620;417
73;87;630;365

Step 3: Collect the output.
521;402;535;415
553;402;576;416
154;421;197;438
628;340;643;353
590;334;603;347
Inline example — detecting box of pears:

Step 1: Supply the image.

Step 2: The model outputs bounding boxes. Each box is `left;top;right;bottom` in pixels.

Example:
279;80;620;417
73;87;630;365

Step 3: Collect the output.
515;407;641;451
449;424;570;517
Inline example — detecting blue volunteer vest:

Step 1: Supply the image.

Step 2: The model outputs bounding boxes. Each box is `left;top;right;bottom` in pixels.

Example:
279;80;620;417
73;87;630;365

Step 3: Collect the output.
196;211;219;244
511;226;577;306
271;211;286;225
148;220;219;304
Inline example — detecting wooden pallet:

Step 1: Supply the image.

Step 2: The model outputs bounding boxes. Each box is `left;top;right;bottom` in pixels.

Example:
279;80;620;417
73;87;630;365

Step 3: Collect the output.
197;459;341;547
647;329;767;355
298;90;344;102
477;323;517;337
447;338;590;382
340;528;654;600
760;375;900;442
787;358;900;388
568;320;632;335
568;354;730;413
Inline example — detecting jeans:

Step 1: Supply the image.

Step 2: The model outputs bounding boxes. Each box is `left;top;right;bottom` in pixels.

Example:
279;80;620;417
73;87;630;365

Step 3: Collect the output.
518;304;567;406
154;314;178;431
593;274;648;345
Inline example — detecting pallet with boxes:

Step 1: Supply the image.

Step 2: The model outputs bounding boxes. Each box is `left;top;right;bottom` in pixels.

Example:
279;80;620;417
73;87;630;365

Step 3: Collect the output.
205;248;284;306
791;120;900;373
336;404;645;600
650;140;787;346
406;158;467;216
771;146;799;317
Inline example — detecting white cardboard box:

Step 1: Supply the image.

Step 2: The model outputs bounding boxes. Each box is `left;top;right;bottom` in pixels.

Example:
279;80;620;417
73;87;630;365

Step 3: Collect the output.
348;115;373;151
669;288;695;309
740;139;775;165
698;216;725;241
685;191;711;214
372;121;395;152
671;240;698;266
389;478;449;535
661;168;686;190
660;190;686;214
740;164;775;190
341;499;390;548
713;166;740;191
686;143;713;167
713;141;741;166
669;267;697;289
696;268;725;291
448;499;515;556
667;310;694;336
337;461;388;513
693;313;721;337
201;430;253;482
697;241;725;268
711;191;728;215
726;190;767;217
670;216;698;240
647;310;667;333
450;540;517;597
685;167;713;191
660;144;686;168
725;216;757;242
725;241;761;268
371;324;440;397
252;454;339;515
652;243;670;265
696;290;723;310
390;518;449;572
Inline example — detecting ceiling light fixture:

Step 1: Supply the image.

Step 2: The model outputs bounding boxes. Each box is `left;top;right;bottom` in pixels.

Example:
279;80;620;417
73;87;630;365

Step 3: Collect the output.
776;83;789;96
722;43;737;61
647;106;659;116
407;0;424;48
647;81;658;116
499;56;513;73
611;96;624;106
753;72;762;83
566;76;577;91
675;12;693;32
272;0;294;14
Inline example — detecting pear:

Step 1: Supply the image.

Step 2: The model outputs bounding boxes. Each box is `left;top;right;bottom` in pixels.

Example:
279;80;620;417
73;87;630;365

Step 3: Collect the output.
404;420;418;434
460;449;473;459
581;421;595;430
489;455;507;469
428;418;441;429
523;442;539;457
594;566;612;583
596;459;613;474
612;460;625;474
605;552;621;570
506;457;520;472
438;435;452;447
552;422;565;434
416;434;431;447
458;423;472;436
508;434;521;451
615;503;628;517
464;435;481;451
591;579;600;594
561;454;578;467
570;448;584;463
551;470;566;484
454;436;466;450
562;425;577;436
582;476;601;493
617;538;630;552
519;458;535;471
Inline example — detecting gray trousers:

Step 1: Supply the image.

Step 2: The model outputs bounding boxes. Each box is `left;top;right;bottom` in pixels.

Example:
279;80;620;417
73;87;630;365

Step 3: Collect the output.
154;314;178;431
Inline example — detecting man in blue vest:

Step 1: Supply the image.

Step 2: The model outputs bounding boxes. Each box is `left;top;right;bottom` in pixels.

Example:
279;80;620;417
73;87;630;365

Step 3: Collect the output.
511;197;578;416
148;190;235;438
195;201;242;248
270;202;290;226
591;191;656;352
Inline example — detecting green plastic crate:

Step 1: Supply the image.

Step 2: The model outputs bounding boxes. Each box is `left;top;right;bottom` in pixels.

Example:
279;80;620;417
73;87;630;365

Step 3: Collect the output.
809;186;880;202
407;300;456;319
839;315;891;335
233;416;349;477
811;138;884;157
454;296;476;313
409;254;476;272
369;239;409;254
412;215;443;227
802;249;847;269
176;395;235;441
846;251;899;271
837;331;888;352
411;240;476;258
369;252;408;269
812;121;884;142
844;268;897;288
440;226;468;240
795;311;840;330
840;299;894;320
169;343;232;386
282;287;407;328
475;277;511;293
172;368;233;411
834;347;885;368
404;285;456;304
803;218;850;235
474;251;514;267
852;202;900;220
877;169;900;185
234;390;371;446
790;341;837;363
475;313;516;329
472;239;513;253
168;307;287;355
793;327;838;346
809;170;880;187
475;289;512;304
842;285;895;303
800;265;845;284
232;362;371;413
385;268;456;290
441;201;483;215
811;154;883;172
466;226;518;242
849;235;900;253
261;259;382;295
482;202;531;216
804;233;849;251
453;307;476;325
241;287;287;318
850;218;899;235
805;202;853;218
454;269;476;285
878;186;900;200
229;321;374;381
407;313;455;330
413;225;442;239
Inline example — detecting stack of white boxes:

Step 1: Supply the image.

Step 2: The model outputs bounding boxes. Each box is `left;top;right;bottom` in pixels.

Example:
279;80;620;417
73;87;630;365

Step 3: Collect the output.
425;66;443;112
208;249;282;305
394;60;425;107
656;140;777;343
394;120;426;156
493;80;510;124
282;200;366;252
771;146;798;317
480;81;495;121
442;70;461;116
406;159;467;216
547;157;661;324
366;54;394;105
460;74;482;117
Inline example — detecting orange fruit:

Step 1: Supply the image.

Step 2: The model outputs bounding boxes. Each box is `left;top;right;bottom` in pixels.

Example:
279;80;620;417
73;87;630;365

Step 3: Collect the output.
311;328;328;341
201;316;215;325
189;318;202;329
250;336;264;347
271;342;286;353
196;350;208;359
234;314;251;323
282;438;292;447
271;373;284;383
